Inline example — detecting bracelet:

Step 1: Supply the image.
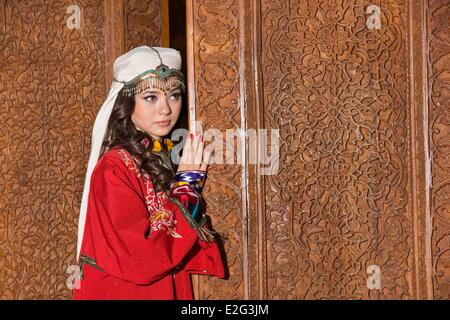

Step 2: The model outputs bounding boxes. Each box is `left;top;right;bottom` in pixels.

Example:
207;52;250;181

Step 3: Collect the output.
174;171;206;193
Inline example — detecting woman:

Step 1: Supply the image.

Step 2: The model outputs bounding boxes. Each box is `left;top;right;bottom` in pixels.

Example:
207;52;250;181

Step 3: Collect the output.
73;46;225;300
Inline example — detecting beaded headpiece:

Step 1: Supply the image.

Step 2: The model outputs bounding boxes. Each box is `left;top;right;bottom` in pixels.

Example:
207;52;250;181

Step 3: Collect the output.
114;47;185;96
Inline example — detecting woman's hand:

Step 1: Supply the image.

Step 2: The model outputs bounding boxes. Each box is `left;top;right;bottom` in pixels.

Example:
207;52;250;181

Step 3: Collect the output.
177;129;211;172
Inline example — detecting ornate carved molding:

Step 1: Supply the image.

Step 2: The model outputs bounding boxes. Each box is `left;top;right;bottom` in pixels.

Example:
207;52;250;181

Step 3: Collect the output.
187;0;245;300
426;0;450;300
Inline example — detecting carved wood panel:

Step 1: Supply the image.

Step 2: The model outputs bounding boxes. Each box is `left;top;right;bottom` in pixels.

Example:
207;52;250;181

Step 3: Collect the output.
188;0;449;299
427;0;450;299
187;0;245;300
262;0;413;299
0;0;107;299
124;0;164;50
0;0;163;299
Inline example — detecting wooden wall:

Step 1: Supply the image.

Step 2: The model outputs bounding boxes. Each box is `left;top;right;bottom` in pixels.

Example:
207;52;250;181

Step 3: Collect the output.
0;0;164;299
187;0;450;299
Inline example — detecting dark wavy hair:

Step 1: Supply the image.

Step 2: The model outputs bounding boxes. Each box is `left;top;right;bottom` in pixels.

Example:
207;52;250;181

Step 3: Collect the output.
99;89;175;194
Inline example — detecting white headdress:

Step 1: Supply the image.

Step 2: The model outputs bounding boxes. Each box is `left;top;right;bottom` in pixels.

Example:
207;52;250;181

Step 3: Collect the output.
76;46;184;261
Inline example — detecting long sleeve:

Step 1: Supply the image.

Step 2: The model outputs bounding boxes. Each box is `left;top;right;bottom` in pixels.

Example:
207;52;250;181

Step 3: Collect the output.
169;170;225;278
167;170;211;233
85;157;209;285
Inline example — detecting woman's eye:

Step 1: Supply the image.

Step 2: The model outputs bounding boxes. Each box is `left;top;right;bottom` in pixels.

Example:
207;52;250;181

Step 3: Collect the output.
144;95;157;102
170;93;181;100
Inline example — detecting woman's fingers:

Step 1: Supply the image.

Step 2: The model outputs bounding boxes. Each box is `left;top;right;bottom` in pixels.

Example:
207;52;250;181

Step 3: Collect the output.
179;132;192;165
178;129;211;171
194;131;204;166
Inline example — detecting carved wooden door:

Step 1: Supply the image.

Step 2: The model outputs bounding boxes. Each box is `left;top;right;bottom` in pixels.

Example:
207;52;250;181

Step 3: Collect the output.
0;0;167;299
187;0;450;299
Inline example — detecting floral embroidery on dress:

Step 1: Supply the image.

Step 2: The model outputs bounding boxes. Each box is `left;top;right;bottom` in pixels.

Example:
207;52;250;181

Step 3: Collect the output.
116;147;181;238
149;208;182;238
118;149;141;178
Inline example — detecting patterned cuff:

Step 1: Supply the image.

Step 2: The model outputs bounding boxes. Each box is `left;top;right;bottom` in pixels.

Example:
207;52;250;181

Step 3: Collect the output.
174;170;207;194
168;197;217;243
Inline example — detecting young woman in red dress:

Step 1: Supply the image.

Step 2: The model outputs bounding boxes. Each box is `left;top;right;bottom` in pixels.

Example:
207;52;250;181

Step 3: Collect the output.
73;46;225;300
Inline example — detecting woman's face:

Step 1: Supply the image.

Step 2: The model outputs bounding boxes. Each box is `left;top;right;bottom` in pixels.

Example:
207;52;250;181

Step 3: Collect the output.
131;87;182;140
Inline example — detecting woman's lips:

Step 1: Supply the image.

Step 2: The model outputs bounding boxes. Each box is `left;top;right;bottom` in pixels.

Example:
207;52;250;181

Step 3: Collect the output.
154;120;171;127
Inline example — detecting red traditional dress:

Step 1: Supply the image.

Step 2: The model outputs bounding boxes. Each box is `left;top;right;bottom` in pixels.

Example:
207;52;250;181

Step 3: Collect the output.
73;138;225;300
